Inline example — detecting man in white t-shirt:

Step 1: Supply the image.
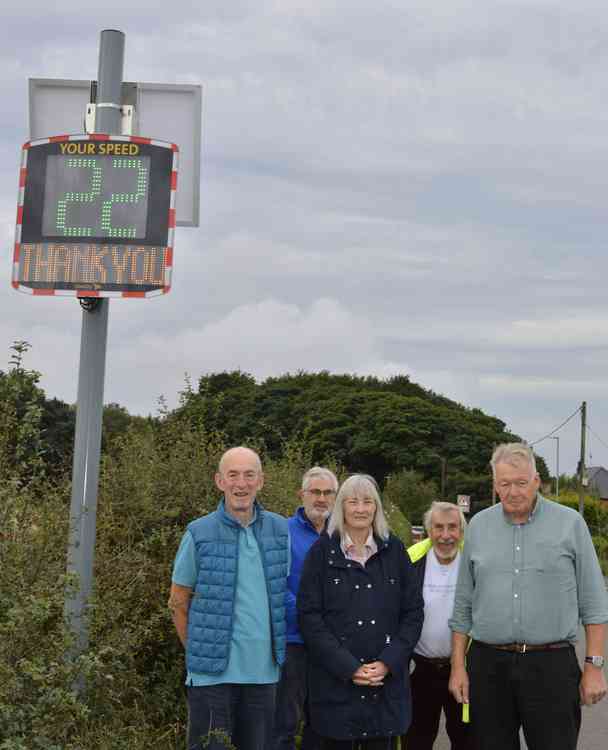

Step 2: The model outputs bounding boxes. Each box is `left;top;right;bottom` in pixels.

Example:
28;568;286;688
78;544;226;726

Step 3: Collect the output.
402;501;469;750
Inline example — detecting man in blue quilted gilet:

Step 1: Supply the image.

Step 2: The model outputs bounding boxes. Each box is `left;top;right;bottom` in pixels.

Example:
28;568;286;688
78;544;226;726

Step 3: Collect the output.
169;446;290;750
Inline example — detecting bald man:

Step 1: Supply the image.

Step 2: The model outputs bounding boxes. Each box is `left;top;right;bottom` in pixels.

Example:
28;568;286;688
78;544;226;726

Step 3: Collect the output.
169;446;290;750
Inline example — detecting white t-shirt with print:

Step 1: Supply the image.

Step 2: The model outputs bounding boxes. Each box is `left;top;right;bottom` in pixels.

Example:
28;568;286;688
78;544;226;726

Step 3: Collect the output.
414;548;460;659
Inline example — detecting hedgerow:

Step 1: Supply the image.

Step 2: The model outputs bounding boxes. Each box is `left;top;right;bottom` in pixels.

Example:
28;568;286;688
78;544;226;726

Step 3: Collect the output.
0;360;412;748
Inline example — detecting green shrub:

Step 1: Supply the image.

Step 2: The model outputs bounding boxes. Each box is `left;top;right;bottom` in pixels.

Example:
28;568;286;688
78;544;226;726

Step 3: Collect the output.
383;468;438;527
556;494;608;537
0;412;346;747
0;482;91;749
0;354;514;747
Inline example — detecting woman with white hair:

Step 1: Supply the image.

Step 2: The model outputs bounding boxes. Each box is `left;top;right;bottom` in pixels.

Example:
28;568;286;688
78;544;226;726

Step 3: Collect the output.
298;475;424;749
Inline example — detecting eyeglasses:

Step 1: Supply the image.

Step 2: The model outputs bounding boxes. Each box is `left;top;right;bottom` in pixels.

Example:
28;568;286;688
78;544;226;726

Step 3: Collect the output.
305;489;337;498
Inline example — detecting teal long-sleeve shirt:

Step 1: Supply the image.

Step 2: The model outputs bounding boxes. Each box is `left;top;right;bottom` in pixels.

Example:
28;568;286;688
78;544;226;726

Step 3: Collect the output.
449;494;608;644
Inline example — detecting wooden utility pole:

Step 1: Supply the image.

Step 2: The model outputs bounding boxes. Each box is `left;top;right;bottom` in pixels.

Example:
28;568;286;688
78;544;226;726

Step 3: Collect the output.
578;401;587;516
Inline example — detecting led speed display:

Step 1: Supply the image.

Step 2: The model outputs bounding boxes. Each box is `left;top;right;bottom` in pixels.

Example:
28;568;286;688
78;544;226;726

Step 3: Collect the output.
13;136;178;296
41;154;151;240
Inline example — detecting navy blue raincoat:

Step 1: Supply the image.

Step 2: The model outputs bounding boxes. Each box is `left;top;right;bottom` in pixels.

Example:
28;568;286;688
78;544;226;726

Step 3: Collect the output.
298;531;424;741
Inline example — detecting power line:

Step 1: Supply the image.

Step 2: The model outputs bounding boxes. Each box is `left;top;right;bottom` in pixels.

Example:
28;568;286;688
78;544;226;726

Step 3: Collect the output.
587;423;608;453
529;405;582;447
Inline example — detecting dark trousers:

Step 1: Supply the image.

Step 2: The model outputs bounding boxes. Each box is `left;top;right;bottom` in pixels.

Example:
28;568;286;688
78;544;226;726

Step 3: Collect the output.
186;683;276;750
402;656;469;749
320;738;397;749
273;643;321;750
468;642;581;750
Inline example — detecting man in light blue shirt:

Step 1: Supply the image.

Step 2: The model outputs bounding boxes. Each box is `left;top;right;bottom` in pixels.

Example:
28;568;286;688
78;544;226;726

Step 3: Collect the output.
449;442;608;750
168;446;289;750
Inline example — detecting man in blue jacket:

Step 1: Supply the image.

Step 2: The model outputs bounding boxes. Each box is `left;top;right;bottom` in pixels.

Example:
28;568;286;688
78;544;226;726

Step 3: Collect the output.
169;446;290;750
273;466;339;750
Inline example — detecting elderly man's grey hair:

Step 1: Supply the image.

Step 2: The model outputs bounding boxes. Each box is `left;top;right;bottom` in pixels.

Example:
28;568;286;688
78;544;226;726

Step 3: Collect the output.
218;446;262;475
327;474;390;541
423;501;467;536
490;442;537;479
301;466;339;492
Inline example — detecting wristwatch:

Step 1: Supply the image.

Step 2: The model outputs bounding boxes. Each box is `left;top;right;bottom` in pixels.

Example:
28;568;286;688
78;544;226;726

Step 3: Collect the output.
584;656;605;668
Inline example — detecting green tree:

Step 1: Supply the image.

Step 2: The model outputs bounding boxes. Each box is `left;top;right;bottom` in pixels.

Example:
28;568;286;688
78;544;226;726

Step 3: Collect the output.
39;397;75;477
172;369;536;496
0;341;46;485
383;469;439;526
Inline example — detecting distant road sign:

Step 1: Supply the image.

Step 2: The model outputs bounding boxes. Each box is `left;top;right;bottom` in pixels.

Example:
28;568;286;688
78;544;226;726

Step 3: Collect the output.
12;134;178;298
457;494;471;513
411;525;425;542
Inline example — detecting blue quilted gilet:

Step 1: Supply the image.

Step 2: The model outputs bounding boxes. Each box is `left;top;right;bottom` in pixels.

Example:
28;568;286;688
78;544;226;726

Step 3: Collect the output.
185;499;289;675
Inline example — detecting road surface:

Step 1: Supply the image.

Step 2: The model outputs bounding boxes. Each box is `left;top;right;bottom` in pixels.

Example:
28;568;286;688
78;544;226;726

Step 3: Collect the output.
431;625;607;749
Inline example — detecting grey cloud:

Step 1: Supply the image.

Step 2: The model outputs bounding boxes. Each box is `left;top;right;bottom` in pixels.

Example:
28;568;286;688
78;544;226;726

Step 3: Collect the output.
3;1;608;474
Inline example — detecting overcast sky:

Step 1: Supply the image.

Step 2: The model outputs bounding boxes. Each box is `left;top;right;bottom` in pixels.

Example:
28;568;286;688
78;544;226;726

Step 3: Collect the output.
2;1;608;476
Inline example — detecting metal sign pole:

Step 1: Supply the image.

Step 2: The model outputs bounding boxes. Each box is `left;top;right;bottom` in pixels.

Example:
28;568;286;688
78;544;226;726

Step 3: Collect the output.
64;29;124;664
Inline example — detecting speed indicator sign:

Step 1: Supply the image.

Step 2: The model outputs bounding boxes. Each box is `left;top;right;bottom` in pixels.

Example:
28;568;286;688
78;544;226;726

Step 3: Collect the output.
12;134;178;297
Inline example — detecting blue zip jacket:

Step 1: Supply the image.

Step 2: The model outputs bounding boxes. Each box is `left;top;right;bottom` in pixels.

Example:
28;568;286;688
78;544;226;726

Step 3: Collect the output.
286;507;323;644
186;499;289;674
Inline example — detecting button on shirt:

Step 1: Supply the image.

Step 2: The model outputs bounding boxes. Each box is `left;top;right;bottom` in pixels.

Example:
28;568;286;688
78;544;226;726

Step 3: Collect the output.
449;494;608;644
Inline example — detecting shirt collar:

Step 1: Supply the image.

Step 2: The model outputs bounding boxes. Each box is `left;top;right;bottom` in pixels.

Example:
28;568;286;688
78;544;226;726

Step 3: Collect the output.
219;497;258;527
501;492;543;526
529;493;541;519
340;530;377;556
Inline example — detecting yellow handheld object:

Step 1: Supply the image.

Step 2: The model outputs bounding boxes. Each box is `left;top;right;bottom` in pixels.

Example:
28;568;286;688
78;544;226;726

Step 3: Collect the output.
461;636;472;723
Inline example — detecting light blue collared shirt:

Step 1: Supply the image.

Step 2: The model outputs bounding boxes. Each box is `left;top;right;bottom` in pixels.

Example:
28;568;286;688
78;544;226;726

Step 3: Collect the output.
449;495;608;644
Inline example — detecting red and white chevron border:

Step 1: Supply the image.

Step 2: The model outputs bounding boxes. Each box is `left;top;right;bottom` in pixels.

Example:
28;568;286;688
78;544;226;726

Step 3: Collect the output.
12;133;179;299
